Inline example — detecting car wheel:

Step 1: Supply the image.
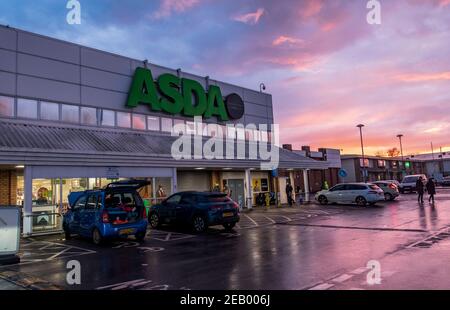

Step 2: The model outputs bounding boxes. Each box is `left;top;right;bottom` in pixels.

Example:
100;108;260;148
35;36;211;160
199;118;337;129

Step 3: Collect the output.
223;222;236;231
135;231;146;242
356;196;367;207
384;193;393;201
149;213;161;229
318;195;328;205
92;228;103;245
192;215;207;233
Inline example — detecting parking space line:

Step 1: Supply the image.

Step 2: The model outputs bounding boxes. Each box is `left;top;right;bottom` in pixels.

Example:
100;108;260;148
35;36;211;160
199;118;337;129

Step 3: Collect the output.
263;216;276;224
47;247;70;260
243;214;259;227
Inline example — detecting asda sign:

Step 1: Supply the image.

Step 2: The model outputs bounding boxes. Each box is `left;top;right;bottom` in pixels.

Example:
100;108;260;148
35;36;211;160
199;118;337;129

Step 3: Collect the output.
126;67;244;121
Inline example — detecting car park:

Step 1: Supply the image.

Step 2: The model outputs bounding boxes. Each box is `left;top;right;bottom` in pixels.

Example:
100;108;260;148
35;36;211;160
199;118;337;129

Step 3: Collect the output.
398;174;427;193
63;180;149;245
372;181;400;201
315;183;384;207
148;192;240;233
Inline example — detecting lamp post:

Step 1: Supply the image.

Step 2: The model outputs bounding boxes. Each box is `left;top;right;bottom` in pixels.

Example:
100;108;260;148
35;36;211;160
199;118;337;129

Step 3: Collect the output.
357;124;366;183
397;134;404;161
259;83;266;93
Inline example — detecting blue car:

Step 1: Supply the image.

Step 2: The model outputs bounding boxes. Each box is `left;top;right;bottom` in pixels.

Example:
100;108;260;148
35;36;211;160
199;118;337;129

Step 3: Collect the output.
148;191;240;233
63;180;149;245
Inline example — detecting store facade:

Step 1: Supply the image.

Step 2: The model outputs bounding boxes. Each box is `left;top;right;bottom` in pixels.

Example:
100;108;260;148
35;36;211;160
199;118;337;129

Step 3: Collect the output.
0;25;327;236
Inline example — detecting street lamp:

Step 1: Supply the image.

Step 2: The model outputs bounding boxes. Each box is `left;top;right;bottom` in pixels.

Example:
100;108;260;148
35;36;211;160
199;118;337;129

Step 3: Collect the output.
397;134;404;161
259;83;266;93
357;124;366;183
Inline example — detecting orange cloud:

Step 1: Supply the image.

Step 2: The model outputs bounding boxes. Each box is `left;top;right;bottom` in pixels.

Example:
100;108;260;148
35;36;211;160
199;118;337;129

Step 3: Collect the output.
395;72;450;82
233;8;265;25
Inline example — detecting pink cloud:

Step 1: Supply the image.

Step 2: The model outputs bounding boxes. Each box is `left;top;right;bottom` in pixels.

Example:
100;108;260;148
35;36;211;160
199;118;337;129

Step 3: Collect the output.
272;35;305;46
152;0;200;19
233;8;265;25
395;72;450;82
299;0;324;18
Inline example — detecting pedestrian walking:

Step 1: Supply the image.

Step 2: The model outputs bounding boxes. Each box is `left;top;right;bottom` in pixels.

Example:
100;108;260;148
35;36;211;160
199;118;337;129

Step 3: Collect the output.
416;177;424;203
285;183;293;206
426;178;436;204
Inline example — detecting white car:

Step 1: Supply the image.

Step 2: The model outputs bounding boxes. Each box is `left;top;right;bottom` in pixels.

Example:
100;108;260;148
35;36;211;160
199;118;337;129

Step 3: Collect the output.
315;183;384;207
398;174;427;193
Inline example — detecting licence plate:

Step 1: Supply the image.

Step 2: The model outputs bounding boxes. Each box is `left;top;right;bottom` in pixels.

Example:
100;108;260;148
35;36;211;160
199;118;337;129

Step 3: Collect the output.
223;212;234;218
119;228;136;235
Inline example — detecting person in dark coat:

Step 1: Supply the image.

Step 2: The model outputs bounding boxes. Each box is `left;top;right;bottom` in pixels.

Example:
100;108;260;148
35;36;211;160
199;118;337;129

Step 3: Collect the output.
416;177;424;203
286;183;294;206
426;178;436;203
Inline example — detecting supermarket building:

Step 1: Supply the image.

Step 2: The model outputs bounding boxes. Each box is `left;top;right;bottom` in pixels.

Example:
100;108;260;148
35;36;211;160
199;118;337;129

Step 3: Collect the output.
0;25;329;236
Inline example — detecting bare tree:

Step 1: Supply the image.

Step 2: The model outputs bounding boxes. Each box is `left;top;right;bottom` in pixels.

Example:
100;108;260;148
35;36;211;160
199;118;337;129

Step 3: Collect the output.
387;147;401;157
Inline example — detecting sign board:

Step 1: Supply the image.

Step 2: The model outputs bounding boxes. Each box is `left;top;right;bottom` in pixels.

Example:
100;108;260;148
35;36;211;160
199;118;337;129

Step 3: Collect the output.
338;169;348;178
106;167;120;179
126;67;245;121
0;207;21;256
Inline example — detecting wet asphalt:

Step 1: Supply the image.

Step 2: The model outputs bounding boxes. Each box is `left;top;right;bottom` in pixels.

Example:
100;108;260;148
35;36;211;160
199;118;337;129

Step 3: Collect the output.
2;188;450;290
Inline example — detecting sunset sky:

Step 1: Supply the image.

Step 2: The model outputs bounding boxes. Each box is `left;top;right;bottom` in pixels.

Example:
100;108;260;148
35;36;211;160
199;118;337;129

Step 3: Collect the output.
1;0;449;155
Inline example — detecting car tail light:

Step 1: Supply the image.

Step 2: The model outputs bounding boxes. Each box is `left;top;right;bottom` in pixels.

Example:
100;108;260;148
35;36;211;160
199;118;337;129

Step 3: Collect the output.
102;211;109;223
389;183;397;189
233;202;240;212
142;207;147;219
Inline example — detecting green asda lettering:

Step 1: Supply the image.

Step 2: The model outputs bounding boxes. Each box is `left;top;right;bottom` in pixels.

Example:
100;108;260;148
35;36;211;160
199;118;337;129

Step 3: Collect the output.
127;67;229;121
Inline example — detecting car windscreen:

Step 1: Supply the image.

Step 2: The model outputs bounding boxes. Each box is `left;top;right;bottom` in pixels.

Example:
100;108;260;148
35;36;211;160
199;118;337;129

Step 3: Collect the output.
403;177;418;183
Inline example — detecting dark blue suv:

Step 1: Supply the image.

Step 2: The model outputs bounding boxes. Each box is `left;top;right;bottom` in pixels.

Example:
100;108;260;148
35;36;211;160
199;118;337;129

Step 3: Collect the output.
63;180;149;245
149;192;240;233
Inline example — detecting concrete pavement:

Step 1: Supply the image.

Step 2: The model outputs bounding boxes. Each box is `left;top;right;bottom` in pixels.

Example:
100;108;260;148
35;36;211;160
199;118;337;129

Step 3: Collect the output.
1;188;450;290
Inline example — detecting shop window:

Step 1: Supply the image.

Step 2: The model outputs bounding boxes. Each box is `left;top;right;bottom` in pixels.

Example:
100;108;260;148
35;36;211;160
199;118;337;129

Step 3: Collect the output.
207;124;218;137
0;96;14;117
40;101;60;121
61;104;80;123
32;178;61;233
132;113;146;130
186;121;196;135
161;117;173;133
117;112;131;128
81;107;97;126
227;126;237;140
260;130;268;142
101;109;115;127
147;116;160;131
173;119;185;135
17;98;38;119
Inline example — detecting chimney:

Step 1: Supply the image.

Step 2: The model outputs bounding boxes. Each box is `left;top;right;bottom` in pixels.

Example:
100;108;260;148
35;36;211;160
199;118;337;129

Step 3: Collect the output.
302;146;311;157
282;144;293;151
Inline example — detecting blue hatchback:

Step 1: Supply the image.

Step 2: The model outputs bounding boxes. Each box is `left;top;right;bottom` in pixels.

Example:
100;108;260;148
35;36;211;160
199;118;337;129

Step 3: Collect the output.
63;180;149;245
149;192;240;233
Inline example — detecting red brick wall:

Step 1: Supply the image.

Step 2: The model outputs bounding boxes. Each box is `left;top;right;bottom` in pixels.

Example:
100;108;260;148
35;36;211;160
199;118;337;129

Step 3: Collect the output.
0;170;17;205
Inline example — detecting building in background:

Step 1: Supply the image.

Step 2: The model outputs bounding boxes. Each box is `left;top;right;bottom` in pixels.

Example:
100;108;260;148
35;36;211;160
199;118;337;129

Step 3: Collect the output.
405;152;450;180
340;155;425;183
282;145;342;193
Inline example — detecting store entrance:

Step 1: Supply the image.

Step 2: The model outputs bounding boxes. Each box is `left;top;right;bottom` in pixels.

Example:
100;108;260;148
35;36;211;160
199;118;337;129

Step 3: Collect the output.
227;179;244;208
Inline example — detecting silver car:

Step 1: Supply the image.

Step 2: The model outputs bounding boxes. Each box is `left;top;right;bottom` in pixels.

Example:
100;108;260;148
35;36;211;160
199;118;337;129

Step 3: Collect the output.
373;181;400;201
315;183;384;207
